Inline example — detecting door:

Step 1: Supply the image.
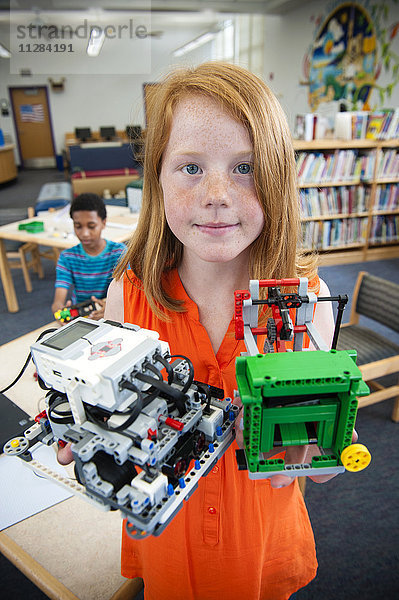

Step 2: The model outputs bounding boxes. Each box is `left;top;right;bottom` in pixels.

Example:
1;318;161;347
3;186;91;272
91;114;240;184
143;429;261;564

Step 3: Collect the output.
9;86;56;168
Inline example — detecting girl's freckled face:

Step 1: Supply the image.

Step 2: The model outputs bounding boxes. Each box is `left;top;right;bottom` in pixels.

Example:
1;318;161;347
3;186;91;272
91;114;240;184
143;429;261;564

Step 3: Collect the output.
159;94;265;265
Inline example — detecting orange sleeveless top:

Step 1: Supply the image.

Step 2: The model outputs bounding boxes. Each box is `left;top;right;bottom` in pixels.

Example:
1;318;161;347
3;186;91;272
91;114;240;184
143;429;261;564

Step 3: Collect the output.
121;270;318;600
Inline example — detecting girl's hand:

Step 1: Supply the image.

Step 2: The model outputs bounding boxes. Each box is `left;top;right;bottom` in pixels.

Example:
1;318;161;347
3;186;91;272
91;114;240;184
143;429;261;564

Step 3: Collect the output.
233;393;359;488
57;442;74;465
269;429;359;487
307;428;358;483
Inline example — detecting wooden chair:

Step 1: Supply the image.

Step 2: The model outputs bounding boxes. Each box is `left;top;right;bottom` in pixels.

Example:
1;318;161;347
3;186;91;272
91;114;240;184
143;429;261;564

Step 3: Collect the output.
6;242;44;293
3;207;45;293
38;246;60;264
336;271;399;422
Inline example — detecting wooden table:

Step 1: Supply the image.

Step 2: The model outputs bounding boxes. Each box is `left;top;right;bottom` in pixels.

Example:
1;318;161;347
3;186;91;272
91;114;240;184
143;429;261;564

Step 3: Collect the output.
0;206;138;313
0;324;143;600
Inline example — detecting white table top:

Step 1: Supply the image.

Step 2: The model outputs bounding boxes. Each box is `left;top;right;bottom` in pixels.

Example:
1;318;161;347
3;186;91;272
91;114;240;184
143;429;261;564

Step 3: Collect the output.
0;205;138;249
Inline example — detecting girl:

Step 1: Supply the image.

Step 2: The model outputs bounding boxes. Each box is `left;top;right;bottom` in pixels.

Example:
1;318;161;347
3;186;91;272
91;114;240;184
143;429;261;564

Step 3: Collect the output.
105;62;335;600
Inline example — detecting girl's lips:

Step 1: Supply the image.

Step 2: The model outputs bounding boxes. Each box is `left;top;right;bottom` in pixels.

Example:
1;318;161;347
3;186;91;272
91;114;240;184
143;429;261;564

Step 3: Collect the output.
195;223;239;235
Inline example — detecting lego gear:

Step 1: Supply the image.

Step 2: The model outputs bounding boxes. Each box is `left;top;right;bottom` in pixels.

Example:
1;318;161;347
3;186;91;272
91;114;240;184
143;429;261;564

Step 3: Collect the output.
340;443;371;472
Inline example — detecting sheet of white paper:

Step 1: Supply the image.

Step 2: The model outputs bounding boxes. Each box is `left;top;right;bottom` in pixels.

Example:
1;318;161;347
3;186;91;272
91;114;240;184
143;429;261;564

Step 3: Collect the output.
0;444;73;530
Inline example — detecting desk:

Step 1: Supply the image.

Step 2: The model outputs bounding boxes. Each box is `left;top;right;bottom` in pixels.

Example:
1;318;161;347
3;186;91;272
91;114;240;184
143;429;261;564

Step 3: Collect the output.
0;324;143;600
0;144;17;184
65;131;129;149
0;206;138;313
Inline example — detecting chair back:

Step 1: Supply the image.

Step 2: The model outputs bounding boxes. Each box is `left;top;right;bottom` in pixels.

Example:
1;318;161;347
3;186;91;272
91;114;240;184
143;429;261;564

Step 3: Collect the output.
356;273;399;334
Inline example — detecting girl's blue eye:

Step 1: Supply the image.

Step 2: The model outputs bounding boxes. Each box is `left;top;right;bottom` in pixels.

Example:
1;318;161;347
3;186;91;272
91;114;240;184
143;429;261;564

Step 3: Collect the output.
182;164;200;175
235;163;253;175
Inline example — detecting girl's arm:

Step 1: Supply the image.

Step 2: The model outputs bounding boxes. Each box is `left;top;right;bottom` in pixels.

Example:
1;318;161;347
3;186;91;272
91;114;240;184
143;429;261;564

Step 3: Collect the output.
104;278;124;323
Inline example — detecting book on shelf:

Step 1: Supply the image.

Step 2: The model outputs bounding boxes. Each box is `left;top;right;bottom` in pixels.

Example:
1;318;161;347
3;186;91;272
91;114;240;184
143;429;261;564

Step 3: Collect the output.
352;112;369;139
370;215;399;243
386;108;399;139
373;184;399;211
305;113;317;141
296;148;373;184
302;217;368;250
376;149;399;179
334;112;352;140
365;109;399;140
294;114;306;140
366;111;387;139
300;185;369;217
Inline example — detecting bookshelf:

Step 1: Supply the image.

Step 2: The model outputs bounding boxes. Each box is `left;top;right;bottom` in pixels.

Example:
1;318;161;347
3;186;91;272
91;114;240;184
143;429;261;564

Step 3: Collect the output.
293;138;399;266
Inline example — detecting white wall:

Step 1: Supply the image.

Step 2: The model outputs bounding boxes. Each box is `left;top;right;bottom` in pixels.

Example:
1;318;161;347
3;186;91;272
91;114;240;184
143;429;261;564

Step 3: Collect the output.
1;0;398;163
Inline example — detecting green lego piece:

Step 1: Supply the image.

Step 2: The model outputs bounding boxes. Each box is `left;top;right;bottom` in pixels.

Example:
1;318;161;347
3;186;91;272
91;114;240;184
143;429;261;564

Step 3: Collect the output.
18;221;44;233
311;455;339;468
235;349;369;474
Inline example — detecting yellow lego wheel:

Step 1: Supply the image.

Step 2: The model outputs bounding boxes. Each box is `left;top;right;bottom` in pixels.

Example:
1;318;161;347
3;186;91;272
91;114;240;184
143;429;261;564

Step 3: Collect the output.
341;443;371;472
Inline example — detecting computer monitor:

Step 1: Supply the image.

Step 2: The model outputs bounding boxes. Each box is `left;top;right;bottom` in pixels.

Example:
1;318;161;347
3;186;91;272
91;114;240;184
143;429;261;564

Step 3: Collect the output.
100;126;116;141
74;127;92;142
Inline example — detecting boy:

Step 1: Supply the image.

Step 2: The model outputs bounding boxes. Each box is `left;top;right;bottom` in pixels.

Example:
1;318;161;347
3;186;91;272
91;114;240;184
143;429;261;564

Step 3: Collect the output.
52;193;125;321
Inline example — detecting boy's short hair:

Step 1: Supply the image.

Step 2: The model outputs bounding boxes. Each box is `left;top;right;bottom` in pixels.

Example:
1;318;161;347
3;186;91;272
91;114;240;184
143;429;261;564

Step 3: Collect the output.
70;193;107;221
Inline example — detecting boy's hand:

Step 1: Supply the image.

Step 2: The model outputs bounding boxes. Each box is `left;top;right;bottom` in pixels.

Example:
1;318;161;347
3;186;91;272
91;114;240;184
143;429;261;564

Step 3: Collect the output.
89;296;106;320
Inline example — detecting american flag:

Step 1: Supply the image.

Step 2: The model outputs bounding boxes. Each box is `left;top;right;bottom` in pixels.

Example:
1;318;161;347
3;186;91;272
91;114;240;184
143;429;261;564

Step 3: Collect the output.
20;104;45;122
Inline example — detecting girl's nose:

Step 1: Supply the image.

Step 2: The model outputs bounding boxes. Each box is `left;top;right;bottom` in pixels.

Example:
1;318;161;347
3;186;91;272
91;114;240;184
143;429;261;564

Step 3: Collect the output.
201;173;231;207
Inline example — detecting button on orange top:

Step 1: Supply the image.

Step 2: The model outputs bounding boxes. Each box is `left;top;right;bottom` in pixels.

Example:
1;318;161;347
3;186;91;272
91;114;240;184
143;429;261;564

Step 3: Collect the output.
122;269;320;600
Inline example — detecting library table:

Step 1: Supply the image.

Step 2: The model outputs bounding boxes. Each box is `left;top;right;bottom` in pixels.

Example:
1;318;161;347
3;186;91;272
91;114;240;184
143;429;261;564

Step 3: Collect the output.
0;324;143;600
0;206;138;313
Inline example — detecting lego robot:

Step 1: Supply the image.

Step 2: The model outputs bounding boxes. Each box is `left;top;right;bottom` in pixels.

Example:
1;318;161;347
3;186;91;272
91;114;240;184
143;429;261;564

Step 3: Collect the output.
54;299;98;323
4;278;371;540
4;319;238;538
234;278;371;479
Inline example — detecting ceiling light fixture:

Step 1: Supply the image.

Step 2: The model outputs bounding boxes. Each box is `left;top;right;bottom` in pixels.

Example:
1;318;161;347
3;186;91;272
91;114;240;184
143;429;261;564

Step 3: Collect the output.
173;31;217;57
86;28;105;57
0;43;11;58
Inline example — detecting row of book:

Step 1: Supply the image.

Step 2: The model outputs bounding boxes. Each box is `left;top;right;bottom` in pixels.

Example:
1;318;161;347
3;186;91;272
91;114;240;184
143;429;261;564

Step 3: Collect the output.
364;109;399;140
373;184;399;212
294;108;399;141
296;150;375;184
370;215;399;244
300;185;369;217
330;109;399;141
376;149;399;179
301;218;368;250
334;110;399;140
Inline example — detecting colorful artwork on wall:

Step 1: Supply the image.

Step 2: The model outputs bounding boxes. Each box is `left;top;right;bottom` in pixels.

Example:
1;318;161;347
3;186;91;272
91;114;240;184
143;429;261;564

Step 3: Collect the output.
307;3;377;111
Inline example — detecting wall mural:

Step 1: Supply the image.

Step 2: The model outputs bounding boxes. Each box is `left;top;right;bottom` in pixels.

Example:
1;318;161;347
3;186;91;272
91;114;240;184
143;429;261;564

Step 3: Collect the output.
303;1;399;111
